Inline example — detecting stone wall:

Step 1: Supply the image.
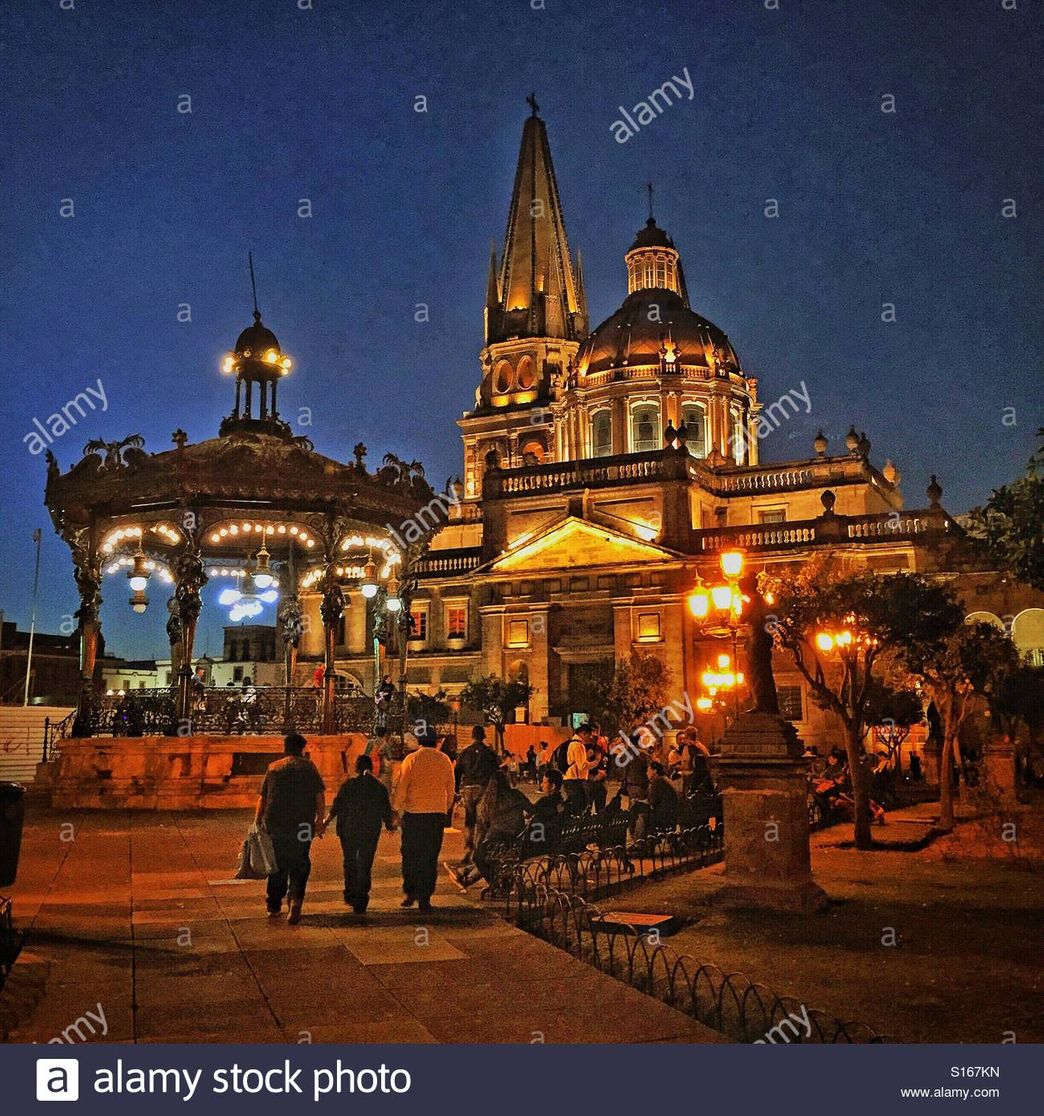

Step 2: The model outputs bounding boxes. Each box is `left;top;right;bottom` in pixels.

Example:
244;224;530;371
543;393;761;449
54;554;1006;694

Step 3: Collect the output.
42;734;367;810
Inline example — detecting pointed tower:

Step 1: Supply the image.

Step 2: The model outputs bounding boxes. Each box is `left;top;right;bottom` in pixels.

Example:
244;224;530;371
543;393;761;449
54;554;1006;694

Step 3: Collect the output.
461;99;587;498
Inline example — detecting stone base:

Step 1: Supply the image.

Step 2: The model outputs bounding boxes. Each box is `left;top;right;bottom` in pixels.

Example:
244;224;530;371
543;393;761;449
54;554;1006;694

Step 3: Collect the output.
44;734;368;809
714;879;829;914
716;710;826;913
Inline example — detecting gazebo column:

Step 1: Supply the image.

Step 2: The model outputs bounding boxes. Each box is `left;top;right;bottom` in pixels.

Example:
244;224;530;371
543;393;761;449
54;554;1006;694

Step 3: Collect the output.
72;556;102;736
319;577;345;734
173;552;207;726
165;598;183;694
278;592;304;724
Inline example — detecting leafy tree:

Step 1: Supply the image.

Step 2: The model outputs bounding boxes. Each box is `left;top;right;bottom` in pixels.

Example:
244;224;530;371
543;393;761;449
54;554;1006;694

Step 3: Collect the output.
966;429;1044;590
460;673;534;753
591;651;673;738
990;662;1044;748
407;689;450;739
898;622;1021;831
865;678;924;780
763;555;962;849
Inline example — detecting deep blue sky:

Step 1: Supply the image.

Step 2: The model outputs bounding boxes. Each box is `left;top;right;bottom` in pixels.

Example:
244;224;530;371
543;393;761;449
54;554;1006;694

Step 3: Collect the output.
2;0;1040;660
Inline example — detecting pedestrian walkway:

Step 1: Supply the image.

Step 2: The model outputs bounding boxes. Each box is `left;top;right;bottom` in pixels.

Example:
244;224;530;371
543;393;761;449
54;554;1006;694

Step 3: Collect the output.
5;808;724;1044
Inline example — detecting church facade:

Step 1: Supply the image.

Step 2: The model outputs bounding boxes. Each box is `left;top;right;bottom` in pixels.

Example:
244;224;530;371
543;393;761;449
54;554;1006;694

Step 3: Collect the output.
298;107;1043;750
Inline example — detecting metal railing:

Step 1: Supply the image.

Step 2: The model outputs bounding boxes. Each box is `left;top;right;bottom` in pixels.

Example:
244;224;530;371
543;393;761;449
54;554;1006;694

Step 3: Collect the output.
517;889;893;1043
59;686;422;740
42;709;76;763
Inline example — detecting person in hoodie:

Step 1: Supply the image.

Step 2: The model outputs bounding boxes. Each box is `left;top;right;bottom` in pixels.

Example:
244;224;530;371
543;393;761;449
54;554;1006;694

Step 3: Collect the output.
322;753;395;914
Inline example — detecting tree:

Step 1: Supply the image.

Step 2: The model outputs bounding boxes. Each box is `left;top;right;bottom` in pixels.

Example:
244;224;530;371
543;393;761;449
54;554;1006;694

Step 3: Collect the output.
460;673;534;753
763;555;962;849
898;622;1021;831
591;651;673;739
407;689;450;739
990;662;1044;749
864;678;924;781
967;429;1044;590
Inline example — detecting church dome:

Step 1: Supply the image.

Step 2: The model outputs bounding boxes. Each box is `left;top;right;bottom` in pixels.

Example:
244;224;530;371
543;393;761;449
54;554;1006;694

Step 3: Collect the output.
629;216;675;251
235;310;281;357
577;288;740;377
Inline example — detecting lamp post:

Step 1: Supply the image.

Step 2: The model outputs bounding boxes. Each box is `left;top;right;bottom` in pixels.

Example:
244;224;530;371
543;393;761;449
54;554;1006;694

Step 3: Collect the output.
688;549;747;717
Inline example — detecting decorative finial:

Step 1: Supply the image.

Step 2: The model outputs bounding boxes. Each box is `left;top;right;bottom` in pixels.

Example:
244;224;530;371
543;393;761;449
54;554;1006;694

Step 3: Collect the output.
845;425;859;454
646;181;655;222
927;475;943;507
813;430;828;457
820;489;837;516
172;429;188;450
353;442;367;470
248;252;259;318
526;92;540;117
664;420;677;447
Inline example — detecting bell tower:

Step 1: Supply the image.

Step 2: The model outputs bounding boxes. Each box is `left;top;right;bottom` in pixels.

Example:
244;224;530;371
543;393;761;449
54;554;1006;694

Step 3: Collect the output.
460;98;588;499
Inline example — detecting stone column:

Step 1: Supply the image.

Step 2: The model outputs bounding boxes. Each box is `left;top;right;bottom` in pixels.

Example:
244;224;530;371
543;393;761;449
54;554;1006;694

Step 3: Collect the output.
716;711;827;912
173;552;207;726
319;577;345;733
984;734;1017;801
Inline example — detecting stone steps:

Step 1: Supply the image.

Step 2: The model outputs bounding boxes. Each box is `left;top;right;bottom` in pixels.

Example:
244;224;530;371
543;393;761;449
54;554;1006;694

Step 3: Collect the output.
0;705;73;786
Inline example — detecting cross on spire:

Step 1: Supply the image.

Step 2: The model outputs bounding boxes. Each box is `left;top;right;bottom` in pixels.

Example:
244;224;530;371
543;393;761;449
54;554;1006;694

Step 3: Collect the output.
645;181;655;221
526;91;540;117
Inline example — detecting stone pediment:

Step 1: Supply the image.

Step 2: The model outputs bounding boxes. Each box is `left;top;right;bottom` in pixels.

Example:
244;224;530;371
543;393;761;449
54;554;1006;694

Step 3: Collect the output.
487;515;679;574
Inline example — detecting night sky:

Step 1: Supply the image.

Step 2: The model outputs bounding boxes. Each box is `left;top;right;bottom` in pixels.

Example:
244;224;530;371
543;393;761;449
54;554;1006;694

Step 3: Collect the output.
2;0;1040;660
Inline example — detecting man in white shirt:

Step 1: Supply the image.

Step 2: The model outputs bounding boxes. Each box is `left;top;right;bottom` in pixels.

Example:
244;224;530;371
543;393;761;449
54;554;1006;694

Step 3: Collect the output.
393;727;456;911
562;723;595;815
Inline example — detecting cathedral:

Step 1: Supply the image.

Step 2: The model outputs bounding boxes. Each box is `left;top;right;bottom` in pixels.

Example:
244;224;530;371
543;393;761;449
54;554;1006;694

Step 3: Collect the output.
306;105;1042;750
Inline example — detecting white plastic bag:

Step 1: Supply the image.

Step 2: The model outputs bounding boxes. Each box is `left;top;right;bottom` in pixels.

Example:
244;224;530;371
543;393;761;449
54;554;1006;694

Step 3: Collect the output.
234;824;277;879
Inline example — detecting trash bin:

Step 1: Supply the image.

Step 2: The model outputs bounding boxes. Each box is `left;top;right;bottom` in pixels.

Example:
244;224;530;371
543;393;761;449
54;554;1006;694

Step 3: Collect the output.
0;782;26;888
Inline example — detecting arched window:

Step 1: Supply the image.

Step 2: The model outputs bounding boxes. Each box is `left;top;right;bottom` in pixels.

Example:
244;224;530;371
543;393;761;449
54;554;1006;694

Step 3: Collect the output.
1012;608;1044;666
591;410;613;457
516;355;536;391
681;403;707;458
631;403;660;452
520;439;546;464
493;360;512;395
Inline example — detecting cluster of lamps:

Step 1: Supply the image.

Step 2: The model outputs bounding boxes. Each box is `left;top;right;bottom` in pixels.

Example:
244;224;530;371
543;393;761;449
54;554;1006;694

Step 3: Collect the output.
208;522;314;547
222;349;292;374
218;542;279;621
688;549;747;716
814;618;878;654
695;653;745;713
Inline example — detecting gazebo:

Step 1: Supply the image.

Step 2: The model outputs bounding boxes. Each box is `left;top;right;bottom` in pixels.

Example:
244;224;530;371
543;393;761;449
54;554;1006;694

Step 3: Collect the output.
44;301;437;753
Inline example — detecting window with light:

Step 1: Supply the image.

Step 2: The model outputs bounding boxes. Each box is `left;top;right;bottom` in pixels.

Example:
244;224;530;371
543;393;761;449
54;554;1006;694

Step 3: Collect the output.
591;410;613;457
631;404;660;452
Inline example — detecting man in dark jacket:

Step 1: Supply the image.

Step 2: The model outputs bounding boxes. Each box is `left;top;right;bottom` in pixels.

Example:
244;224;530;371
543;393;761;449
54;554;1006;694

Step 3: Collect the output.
454;725;500;862
647;761;679;833
323;753;395;913
255;733;325;925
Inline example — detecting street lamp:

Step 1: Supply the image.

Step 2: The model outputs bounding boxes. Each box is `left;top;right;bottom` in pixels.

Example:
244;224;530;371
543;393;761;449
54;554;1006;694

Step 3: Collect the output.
688;549;748;717
253;542;274;590
359;556;379;599
127;545;150;593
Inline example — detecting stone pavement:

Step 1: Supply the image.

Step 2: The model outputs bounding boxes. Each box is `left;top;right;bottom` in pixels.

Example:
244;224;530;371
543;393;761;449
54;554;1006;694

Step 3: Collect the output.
4;807;723;1044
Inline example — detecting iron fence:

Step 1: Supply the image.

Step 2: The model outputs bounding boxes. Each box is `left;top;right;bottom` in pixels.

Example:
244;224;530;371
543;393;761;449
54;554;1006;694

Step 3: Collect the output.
517;890;893;1043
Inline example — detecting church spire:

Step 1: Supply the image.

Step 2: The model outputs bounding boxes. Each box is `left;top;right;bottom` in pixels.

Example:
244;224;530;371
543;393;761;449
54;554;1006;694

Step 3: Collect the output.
486;102;587;344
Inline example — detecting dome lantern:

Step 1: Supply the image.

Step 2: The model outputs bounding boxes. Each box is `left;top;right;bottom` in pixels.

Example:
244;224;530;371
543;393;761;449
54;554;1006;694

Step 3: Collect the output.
219;256;295;439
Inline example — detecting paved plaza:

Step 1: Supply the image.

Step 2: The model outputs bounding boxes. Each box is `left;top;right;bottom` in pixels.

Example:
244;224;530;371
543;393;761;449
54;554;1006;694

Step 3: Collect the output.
4;807;723;1044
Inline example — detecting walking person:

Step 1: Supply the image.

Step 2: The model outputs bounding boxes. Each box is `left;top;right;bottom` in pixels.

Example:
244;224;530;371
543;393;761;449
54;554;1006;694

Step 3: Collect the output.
393;727;456;910
454;725;499;863
254;733;325;925
323;754;395;914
